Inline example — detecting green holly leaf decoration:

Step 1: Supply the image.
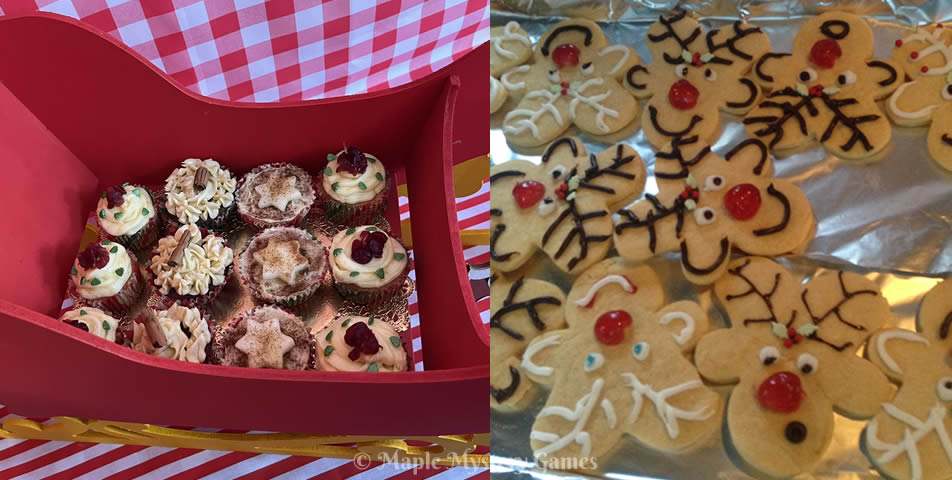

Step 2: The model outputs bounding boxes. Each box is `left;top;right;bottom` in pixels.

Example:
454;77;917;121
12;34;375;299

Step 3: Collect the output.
375;268;385;279
368;315;375;325
133;188;141;197
333;248;343;256
142;208;150;216
115;268;124;277
393;252;405;261
122;182;130;187
110;246;118;254
324;167;333;176
324;345;335;356
390;336;401;347
325;331;333;341
331;182;340;192
80;310;88;316
99;210;106;219
346;228;356;235
327;153;336;161
367;363;379;372
91;278;101;286
114;212;123;220
358;182;367;190
368;157;376;164
796;324;819;337
771;322;788;339
375;173;383;182
681;49;692;62
102;320;111;331
101;192;107;198
71;266;77;275
366;227;376;232
348;271;360;277
80;277;86;285
341;318;351;328
102;240;111;245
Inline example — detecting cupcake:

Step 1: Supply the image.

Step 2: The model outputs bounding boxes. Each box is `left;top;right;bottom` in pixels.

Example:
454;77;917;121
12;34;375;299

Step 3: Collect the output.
148;224;233;307
315;315;407;372
60;307;122;344
164;158;237;228
219;306;314;370
96;183;162;252
238;227;328;305
70;241;147;316
131;305;212;363
330;226;410;304
236;163;315;228
320;147;390;225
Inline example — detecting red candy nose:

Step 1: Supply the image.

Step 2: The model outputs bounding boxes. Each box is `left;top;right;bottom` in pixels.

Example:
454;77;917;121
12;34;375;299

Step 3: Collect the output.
809;38;842;69
668;79;699;110
552;44;580;69
757;371;804;413
594;310;632;345
511;180;546;209
724;183;761;220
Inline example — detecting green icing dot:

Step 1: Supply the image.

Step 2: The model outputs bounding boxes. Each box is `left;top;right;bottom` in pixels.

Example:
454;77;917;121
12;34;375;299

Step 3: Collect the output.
122;182;130;187
341;318;351;328
115;267;124;277
365;227;376;232
375;172;383;182
368;315;375;325
325;331;333;341
142;208;150;216
102;320;111;331
80;277;86;285
324;167;333;176
358;182;367;190
110;246;118;254
114;212;123;220
99;210;105;219
350;271;360;277
324;345;335;356
393;252;405;261
71;266;77;275
368;157;376;164
390;336;401;347
327;153;336;161
133;188;141;197
102;240;111;245
101;192;106;198
333;248;343;256
346;228;356;235
90;278;101;286
367;363;379;372
375;268;385;279
331;182;340;192
80;310;88;316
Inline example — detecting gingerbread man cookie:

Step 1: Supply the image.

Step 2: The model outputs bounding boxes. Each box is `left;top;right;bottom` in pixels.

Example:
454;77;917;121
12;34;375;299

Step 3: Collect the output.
491;22;533;114
490;137;645;274
500;19;639;147
521;257;720;464
624;10;769;149
745;12;902;160
887;24;952;171
490;275;566;411
613;137;814;285
695;257;892;478
864;279;952;480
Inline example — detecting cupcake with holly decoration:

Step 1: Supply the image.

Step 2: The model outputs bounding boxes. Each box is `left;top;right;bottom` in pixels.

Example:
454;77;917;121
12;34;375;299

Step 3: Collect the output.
237;227;328;306
131;305;212;363
96;183;162;253
236;163;315;229
164;158;237;228
148;224;233;307
320;147;390;225
59;307;124;344
70;241;147;316
219;306;314;370
315;315;408;372
329;225;410;304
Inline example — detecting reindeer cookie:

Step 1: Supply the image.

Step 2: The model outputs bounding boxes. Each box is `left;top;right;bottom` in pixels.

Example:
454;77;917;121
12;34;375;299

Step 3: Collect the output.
490;137;645;274
696;257;892;478
613;137;814;285
745;12;902;160
521;257;720;463
864;279;952;480
500;19;639;147
887;24;952;171
624;10;769;149
490;275;566;411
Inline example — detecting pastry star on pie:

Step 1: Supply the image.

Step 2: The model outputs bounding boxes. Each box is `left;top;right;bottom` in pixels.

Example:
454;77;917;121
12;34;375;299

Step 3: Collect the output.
235;318;295;369
253;239;309;285
255;176;302;212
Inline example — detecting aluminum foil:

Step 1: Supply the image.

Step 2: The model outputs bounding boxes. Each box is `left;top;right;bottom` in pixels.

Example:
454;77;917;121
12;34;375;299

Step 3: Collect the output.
491;3;952;478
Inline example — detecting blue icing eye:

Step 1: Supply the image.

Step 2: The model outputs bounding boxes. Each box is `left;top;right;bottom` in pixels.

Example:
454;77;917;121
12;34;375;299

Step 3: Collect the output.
583;352;605;372
632;342;650;360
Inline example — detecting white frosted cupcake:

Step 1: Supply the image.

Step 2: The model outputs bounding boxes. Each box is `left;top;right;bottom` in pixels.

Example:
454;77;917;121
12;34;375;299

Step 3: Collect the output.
96;183;162;253
70;241;147;316
132;305;212;363
164;158;237;228
316;315;407;372
329;225;409;304
60;307;122;344
148;224;234;307
320;147;390;225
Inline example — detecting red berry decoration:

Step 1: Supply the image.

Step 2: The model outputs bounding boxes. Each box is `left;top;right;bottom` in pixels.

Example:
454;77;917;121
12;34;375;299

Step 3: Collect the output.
809;38;842;69
105;186;126;209
895;39;903;47
511;180;546;209
756;371;804;413
344;321;381;361
77;244;110;270
552;44;580;69
366;231;388;258
911;51;919;60
668;79;699;110
723;183;762;220
350;239;373;264
336;146;369;176
922;66;929;73
594;310;632;345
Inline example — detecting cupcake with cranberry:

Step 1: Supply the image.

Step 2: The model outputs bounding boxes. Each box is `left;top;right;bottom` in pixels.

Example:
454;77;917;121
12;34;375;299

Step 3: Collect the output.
60;307;124;344
219;306;314;370
329;225;410;304
70;241;147;316
96;183;162;253
236;163;315;229
148;224;233;307
131;305;212;363
238;227;328;306
320;147;390;225
315;315;407;372
164;158;237;228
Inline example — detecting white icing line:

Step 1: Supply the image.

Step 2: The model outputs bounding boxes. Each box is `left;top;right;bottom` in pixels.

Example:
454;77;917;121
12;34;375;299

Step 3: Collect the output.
574;274;633;307
490;76;500;101
888;82;939;120
659;311;695;345
500;65;530;91
598;45;631;75
875;330;929;374
492;21;532;60
622;373;713;439
504;89;562;139
522;334;560;376
531;378;603;458
568;78;619;133
867;402;952;480
601;398;617;429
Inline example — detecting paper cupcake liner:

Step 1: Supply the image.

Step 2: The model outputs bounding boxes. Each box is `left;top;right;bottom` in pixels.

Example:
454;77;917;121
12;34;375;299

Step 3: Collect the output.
238;231;329;307
146;229;234;310
91;255;149;318
320;174;391;226
236;163;316;230
333;255;412;306
99;186;164;255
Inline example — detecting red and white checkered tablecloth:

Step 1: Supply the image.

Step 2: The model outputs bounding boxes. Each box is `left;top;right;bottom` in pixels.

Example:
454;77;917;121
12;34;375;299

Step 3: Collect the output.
0;1;489;478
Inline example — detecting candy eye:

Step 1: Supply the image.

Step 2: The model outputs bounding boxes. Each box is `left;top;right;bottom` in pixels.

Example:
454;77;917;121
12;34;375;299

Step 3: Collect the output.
632;342;650;360
943;85;952;101
704;68;717;82
581;62;594;75
675;65;689;78
798;68;818;83
937;377;952;401
703;175;725;192
694;207;716;225
584;352;605;372
837;70;856;86
796;353;818;375
538;197;556;216
549;165;567;181
760;346;779;366
547;69;560;82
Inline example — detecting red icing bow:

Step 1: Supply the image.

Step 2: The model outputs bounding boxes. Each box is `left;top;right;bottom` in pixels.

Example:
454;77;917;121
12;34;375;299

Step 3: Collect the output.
692;52;703;67
679;185;700;200
555;183;570;200
808;85;825;97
